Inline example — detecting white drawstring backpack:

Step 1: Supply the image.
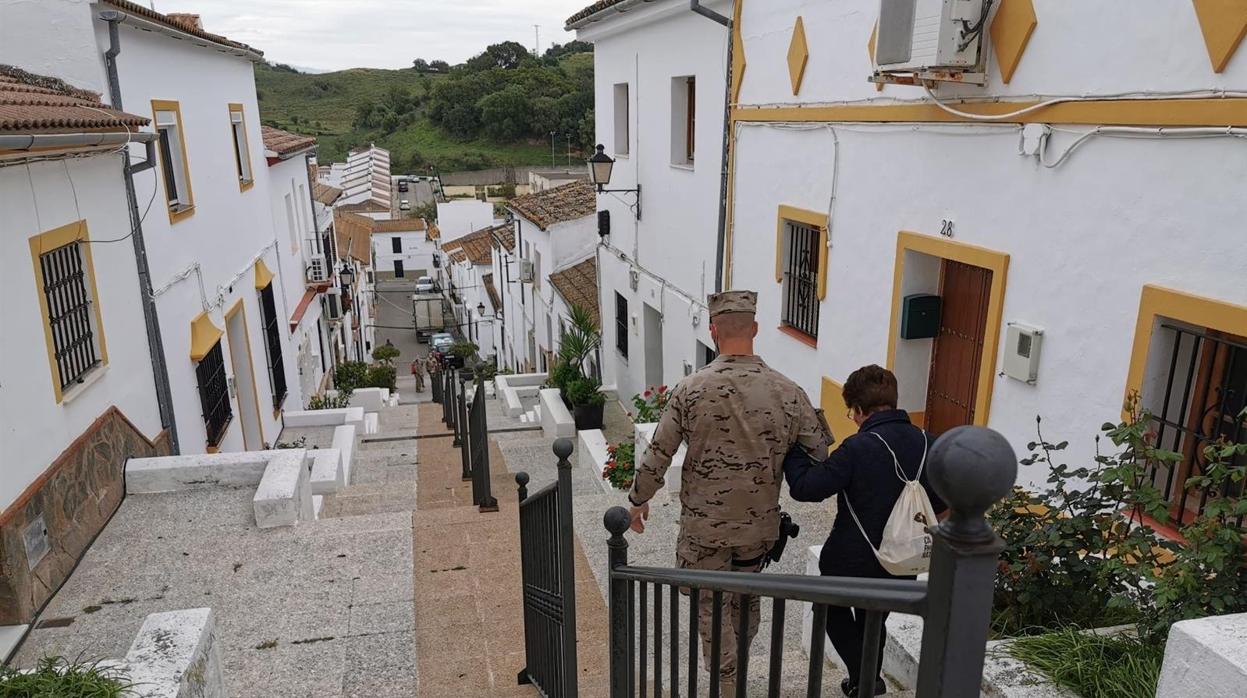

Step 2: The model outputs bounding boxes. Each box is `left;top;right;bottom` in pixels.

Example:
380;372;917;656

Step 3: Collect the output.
844;432;938;576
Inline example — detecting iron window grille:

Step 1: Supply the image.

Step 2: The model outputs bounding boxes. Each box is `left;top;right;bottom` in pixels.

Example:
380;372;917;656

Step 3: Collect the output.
39;241;101;390
196;342;232;447
1146;323;1247;525
781;220;821;339
615;292;629;358
157;127;179;206
259;284;288;409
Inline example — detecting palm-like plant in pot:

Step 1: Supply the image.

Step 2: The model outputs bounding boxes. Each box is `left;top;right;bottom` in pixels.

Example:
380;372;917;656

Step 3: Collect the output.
556;305;605;429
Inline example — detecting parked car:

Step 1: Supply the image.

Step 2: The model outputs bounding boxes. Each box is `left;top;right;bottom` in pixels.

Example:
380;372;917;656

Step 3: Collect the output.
415;276;436;293
399;199;411;211
398;180;409;192
430;333;455;353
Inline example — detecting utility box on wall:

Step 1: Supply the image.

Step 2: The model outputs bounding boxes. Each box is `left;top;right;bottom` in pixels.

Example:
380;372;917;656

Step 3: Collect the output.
1003;322;1044;384
900;294;941;340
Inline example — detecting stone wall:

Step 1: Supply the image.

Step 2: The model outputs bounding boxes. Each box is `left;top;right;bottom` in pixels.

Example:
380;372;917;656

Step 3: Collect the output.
0;407;169;624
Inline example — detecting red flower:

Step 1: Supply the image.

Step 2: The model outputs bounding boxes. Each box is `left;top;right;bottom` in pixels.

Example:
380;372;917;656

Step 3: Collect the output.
644;390;652;398
658;385;667;393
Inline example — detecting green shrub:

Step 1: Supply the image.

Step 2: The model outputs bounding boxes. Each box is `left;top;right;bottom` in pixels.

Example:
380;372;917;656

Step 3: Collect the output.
632;385;670;423
308;392;352;410
0;656;132;697
602;441;635;491
473;360;498;382
449;341;478;360
565;376;604;406
371;344;400;365
365;365;397;391
334;361;368;392
548;359;581;393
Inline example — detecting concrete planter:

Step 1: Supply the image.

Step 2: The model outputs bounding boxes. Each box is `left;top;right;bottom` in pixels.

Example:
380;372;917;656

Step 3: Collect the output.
634;422;684;492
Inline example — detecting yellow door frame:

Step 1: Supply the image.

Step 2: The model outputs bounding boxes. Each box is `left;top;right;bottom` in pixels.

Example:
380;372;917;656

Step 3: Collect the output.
885;231;1010;427
224;299;264;451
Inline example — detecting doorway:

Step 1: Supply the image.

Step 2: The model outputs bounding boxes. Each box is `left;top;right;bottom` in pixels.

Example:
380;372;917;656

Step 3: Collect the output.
225;300;264;450
643;303;664;389
394;260;405;278
924;260;993;435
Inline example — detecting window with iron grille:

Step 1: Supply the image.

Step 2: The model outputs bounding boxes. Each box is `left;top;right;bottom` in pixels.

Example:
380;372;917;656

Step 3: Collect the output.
781;220;821;339
615;292;629;358
259;284;288;409
39;241;102;391
1145;323;1247;525
195;341;232;447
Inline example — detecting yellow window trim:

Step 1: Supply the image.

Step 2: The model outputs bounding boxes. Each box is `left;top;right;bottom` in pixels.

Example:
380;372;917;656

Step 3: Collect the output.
190;311;224;362
1123;284;1247;420
225;299;264;451
29;220;109;404
254;258;275;290
775;205;829;300
228;102;254;192
151;99;195;223
885;231;1010;427
730;0;746;104
819;377;860;450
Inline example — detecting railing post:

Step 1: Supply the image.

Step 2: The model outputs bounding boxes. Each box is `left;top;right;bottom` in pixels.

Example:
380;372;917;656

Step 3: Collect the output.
605;507;632;698
915;426;1017;698
458;373;471;481
476;379;499;513
553;438;578;695
515;471;531;687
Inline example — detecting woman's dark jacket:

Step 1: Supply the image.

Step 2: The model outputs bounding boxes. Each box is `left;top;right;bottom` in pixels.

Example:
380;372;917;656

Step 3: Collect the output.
783;409;947;579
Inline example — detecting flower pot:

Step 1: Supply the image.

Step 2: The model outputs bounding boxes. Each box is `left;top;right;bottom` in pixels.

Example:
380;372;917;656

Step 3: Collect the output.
561;393;574;411
573;402;605;431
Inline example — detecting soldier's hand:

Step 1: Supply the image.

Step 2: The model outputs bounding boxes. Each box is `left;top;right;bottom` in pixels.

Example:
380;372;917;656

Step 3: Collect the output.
629;502;650;534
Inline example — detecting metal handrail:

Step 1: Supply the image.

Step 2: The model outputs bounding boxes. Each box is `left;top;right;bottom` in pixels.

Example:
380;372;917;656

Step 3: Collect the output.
611;567;928;615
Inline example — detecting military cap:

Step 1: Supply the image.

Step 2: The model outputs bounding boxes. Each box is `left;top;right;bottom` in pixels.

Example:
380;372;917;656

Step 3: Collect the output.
707;290;757;318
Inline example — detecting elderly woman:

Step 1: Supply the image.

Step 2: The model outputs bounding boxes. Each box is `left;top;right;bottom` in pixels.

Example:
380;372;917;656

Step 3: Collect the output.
783;365;947;697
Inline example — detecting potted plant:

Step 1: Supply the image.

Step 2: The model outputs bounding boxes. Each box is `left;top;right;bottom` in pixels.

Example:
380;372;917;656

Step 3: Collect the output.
566;375;606;430
601;441;635;491
448;340;478;370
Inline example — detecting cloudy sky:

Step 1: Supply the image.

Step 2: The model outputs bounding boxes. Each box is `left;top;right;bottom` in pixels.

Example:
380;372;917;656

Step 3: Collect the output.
151;0;593;72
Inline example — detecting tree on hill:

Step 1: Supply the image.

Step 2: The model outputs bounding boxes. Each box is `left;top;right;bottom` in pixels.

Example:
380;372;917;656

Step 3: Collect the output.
543;41;593;60
430;60;450;72
412;58;430;72
463;41;534;71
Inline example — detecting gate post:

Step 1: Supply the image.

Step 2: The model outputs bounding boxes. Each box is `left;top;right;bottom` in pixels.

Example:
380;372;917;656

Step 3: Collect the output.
457;373;472;480
475;380;499;512
515;471;531;687
604;507;633;698
915;426;1017;698
554;439;577;694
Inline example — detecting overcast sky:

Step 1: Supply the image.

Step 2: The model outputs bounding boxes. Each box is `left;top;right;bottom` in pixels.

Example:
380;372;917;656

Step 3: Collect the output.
151;0;592;72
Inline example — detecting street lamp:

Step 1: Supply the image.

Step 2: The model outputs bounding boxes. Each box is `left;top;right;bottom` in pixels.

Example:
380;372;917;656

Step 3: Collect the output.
587;144;641;220
339;264;355;286
476;302;486;316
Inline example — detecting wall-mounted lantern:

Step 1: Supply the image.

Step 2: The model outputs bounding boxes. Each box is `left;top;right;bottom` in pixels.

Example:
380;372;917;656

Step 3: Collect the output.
588;144;641;220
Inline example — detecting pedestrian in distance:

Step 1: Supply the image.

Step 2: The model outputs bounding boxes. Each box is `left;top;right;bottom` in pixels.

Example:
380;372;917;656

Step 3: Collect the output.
783;365;948;697
627;289;834;695
411;358;425;392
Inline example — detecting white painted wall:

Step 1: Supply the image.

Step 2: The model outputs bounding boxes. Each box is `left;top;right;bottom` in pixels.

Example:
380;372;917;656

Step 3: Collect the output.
0;155;164;509
436;200;494;243
577;0;730;412
0;0;106;94
372;231;436;279
727;0;1247;487
95;15;300;453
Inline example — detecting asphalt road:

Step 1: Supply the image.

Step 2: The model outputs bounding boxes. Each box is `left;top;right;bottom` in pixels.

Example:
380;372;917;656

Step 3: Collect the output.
391;177;435;216
372;278;428;368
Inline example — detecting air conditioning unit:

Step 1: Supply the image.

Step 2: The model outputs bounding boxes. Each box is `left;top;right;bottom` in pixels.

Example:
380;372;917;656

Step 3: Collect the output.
307;257;328;283
875;0;989;76
325;294;343;321
519;259;535;283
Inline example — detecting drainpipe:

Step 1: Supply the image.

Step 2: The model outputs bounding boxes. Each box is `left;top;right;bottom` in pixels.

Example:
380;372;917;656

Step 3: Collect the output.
101;10;181;454
689;0;732;292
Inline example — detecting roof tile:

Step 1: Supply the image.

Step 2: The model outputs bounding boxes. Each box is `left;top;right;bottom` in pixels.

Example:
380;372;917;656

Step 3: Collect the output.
102;1;263;57
549;256;600;327
508;180;596;231
0;65;148;134
261;125;316;157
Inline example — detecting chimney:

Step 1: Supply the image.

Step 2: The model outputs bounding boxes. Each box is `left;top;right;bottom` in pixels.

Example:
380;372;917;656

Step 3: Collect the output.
167;13;204;31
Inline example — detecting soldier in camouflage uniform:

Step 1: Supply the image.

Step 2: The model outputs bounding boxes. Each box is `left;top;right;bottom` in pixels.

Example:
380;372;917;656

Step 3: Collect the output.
627;290;833;690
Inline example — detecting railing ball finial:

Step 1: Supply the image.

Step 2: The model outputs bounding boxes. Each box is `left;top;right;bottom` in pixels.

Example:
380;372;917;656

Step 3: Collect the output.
928;425;1017;545
552;437;574;461
516;471;530;488
604;506;631;538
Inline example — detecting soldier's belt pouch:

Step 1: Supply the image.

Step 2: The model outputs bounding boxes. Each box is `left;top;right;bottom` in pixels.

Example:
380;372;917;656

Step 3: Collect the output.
731;554;765;568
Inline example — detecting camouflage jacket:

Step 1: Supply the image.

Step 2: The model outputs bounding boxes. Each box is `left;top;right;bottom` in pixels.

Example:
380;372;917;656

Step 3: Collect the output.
629;354;833;547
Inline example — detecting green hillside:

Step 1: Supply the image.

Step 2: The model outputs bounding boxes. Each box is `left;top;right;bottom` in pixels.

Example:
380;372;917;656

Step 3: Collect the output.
254;47;591;172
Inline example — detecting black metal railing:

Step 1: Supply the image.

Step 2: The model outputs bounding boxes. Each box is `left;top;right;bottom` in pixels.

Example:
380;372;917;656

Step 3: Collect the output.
1147;323;1247;524
466;376;498;512
515;439;579;697
39;241;101;390
604;426;1017;697
430;365;443;404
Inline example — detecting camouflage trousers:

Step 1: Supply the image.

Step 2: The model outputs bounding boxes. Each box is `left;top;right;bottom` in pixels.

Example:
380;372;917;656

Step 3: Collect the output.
676;536;774;679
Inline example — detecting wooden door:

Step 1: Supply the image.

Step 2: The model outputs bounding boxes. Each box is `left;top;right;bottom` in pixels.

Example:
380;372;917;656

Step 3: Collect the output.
925;260;993;435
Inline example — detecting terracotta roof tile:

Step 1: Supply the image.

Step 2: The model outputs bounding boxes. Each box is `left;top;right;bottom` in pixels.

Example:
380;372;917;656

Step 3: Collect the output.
332;210;373;263
261;125;316;157
0;65;148;134
494;221;515;251
482;273;502;313
337;199;389;213
312;181;342;205
441;225;496;266
102;1;263;57
508;180;596;231
427;223;441;240
549;256;599;327
372;218;426;233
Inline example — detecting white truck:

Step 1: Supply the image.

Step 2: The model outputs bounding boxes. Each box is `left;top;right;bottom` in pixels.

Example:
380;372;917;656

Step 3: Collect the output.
413;293;445;343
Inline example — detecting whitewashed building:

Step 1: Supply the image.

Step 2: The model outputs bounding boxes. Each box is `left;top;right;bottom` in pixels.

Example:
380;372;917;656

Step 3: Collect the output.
261;126;338;406
440;224;511;360
332;210;380;363
371;218;437;281
498;181;600;372
437;199;495;242
577;0;1247;507
339;143;391;209
0;65;171;628
569;0;732;405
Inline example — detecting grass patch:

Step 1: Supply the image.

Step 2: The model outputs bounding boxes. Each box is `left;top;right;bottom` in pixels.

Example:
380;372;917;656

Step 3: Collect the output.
0;657;131;697
1007;628;1164;698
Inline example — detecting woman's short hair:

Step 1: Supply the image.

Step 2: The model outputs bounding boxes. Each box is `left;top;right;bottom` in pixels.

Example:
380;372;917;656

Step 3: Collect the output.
842;364;898;413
